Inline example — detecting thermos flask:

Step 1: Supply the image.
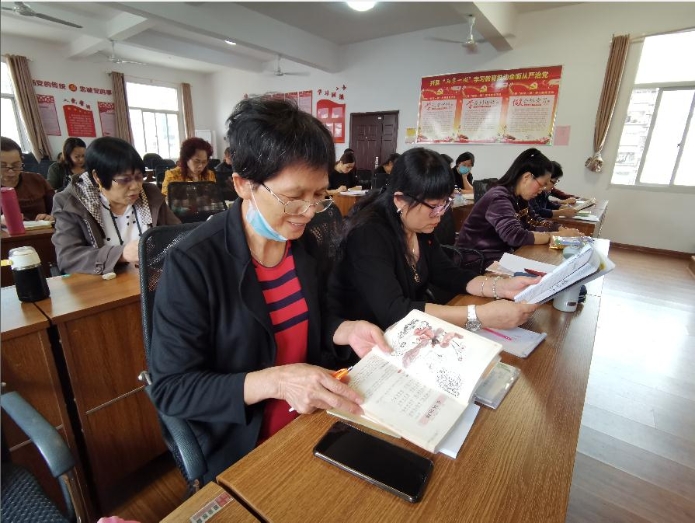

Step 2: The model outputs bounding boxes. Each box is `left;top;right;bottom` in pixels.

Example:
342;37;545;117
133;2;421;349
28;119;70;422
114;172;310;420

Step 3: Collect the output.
1;187;26;235
8;246;50;302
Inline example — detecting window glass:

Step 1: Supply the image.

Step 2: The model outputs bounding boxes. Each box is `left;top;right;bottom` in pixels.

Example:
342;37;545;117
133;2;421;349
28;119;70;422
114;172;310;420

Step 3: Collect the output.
635;31;695;84
126;82;179;111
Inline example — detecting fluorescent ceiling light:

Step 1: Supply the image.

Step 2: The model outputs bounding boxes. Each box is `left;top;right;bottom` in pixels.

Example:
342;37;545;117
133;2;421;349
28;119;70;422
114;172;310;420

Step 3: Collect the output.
225;40;237;46
347;2;376;12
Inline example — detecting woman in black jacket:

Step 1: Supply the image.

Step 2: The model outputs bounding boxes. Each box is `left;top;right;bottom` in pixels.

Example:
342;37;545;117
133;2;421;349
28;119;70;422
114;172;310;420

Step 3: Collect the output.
149;97;387;483
328;148;540;343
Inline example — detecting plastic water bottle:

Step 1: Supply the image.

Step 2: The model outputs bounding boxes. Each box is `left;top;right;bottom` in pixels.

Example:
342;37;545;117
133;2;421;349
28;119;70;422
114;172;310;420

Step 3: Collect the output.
8;246;50;302
1;187;26;235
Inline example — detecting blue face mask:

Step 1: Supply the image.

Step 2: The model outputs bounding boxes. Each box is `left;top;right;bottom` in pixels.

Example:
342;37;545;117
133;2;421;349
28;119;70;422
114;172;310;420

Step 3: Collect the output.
245;192;287;242
457;165;471;175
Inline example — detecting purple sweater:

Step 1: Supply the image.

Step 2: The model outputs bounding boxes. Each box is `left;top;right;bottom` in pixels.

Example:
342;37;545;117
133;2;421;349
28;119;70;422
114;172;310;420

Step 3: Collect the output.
455;185;559;264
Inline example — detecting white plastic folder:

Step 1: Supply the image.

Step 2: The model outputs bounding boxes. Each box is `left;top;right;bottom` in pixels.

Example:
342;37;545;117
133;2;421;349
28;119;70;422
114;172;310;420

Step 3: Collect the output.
476;327;547;358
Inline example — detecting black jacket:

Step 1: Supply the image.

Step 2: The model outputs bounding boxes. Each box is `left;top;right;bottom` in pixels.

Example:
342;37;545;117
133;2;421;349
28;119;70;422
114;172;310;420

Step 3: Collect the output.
149;201;344;482
328;211;477;332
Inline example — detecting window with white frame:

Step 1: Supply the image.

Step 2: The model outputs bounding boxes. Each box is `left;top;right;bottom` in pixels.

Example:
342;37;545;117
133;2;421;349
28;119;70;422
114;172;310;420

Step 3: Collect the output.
612;30;695;187
1;62;28;150
126;81;181;160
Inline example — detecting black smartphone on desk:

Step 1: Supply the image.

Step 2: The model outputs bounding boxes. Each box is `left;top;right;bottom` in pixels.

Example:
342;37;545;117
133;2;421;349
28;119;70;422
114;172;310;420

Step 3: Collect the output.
313;421;433;503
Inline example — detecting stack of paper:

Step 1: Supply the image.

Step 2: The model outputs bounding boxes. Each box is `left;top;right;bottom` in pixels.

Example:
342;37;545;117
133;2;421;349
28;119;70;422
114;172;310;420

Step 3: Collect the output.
476;327;547;358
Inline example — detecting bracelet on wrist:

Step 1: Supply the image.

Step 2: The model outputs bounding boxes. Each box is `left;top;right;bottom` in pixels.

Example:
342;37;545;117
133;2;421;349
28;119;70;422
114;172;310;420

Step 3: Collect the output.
492;276;501;300
481;277;488;297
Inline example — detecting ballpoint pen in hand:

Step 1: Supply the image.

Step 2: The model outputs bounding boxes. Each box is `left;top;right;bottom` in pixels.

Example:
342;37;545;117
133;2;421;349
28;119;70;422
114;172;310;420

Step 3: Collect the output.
288;366;354;413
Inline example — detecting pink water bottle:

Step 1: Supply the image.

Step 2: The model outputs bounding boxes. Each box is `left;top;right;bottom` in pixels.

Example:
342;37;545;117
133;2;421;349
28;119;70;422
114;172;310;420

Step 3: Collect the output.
1;187;26;235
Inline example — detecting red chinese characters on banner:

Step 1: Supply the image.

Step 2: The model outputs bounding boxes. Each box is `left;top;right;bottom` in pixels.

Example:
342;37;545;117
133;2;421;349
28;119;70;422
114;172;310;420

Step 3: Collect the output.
32;79;112;96
316;99;345;143
416;65;563;145
36;95;61;136
98;102;116;137
63;100;96;137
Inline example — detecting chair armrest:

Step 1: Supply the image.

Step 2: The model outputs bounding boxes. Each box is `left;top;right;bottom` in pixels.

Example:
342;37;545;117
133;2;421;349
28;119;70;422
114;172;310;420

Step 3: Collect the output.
0;391;74;478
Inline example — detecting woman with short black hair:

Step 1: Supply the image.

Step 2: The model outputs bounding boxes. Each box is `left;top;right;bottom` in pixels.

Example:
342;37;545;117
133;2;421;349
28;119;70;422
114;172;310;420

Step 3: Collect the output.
51;136;179;274
47;137;87;191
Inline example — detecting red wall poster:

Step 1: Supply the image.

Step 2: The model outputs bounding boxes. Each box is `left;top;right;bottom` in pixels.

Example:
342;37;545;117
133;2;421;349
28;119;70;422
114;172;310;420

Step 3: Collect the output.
416;65;563;145
36;95;61;136
316;99;345;143
98;102;116;137
63;98;96;137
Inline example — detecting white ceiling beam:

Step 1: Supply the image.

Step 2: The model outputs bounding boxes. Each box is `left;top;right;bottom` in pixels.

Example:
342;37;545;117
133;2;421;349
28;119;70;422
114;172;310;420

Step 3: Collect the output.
65;35;105;59
106;12;158;41
464;2;518;52
114;1;342;72
62;11;155;58
125;31;264;73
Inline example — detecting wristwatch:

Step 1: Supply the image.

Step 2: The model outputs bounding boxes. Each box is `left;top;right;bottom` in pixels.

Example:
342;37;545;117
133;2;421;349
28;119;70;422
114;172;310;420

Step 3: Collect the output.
466;305;482;332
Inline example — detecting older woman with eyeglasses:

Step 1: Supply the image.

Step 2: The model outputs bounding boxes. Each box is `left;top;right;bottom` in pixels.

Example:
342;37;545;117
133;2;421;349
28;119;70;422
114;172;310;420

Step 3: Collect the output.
328;147;541;349
51;137;179;275
148;97;389;483
161;137;217;196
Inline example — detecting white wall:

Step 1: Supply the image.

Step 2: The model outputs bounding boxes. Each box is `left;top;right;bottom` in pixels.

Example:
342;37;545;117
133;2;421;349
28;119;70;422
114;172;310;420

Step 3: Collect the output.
1;34;215;158
209;1;695;252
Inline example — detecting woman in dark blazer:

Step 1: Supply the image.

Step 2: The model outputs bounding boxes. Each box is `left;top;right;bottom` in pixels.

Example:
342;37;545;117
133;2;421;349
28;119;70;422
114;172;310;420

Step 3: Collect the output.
149;98;387;483
328;148;540;349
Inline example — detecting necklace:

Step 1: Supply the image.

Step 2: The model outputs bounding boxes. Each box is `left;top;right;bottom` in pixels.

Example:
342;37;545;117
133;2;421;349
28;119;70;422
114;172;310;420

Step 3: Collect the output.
406;234;420;284
101;201;142;245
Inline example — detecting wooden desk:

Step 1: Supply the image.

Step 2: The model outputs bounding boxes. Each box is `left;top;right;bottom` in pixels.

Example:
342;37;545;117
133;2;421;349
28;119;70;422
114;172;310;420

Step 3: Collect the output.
1;289;94;521
332;193;363;217
557;199;609;238
162;482;259;523
33;268;166;499
452;201;474;232
1;228;57;287
217;243;605;522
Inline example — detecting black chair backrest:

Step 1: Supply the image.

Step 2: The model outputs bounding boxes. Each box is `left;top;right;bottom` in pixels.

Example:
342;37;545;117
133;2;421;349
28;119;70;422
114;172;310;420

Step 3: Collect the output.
355;168;372;189
299;204;344;289
207;158;220;170
37;158;53;178
22;152;39;173
433;207;456;246
143;153;163;170
167;181;227;223
154;165;168;188
139;223;201;365
473;178;498;203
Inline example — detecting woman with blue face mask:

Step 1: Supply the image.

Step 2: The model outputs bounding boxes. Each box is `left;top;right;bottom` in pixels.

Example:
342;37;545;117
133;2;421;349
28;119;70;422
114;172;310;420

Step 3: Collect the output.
454;152;475;193
149;97;389;484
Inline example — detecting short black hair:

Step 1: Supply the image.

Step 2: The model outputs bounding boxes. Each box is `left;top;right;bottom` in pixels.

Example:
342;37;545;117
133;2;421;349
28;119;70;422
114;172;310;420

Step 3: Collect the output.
455;152;475;166
226;97;335;184
86;137;145;190
497;148;552;189
1;136;22;154
440;153;453;165
551;160;564;179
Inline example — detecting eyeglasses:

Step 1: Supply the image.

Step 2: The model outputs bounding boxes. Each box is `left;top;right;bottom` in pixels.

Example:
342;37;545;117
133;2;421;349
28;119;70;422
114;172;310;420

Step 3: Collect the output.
549;179;559;186
261;183;333;215
405;194;453;217
112;173;145;185
1;163;24;173
531;176;548;191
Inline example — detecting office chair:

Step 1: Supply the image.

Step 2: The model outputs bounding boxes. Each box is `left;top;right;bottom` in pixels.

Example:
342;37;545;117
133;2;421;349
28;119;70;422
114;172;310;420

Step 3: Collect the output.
1;390;88;523
138;223;207;496
154;165;168;189
206;158;221;170
166;181;227;223
22;152;40;174
473;178;498;203
142;153;163;170
355;168;372;190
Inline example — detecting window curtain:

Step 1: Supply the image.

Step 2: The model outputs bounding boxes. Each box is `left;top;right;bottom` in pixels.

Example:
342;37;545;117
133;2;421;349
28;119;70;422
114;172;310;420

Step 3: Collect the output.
5;55;52;159
585;34;631;172
181;83;195;139
111;71;133;143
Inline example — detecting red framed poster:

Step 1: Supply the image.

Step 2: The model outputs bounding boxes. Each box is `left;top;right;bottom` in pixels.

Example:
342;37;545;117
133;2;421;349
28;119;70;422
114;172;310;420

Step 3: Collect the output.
98;102;115;137
316;99;345;143
416;65;563;145
63;99;96;137
36;94;61;136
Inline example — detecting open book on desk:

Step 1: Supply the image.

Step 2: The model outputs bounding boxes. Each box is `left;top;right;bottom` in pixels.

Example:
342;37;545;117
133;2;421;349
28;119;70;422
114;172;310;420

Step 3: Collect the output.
513;244;614;304
329;310;501;454
570;198;596;212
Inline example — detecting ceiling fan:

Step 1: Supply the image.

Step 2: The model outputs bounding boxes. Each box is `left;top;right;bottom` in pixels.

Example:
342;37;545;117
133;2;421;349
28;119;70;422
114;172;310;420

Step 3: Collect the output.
1;2;82;28
427;15;491;54
269;55;308;77
100;40;148;66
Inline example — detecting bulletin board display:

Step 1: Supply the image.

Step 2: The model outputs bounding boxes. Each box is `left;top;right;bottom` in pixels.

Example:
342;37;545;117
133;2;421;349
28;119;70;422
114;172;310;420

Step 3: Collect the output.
316;99;345;143
416;65;563;145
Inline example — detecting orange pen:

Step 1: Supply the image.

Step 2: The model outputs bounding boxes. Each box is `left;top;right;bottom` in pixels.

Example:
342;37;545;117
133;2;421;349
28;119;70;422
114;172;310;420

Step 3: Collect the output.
331;367;353;381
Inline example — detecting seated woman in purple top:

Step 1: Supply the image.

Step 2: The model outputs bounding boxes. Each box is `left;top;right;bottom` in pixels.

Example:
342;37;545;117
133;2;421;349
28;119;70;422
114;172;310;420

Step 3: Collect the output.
456;148;581;265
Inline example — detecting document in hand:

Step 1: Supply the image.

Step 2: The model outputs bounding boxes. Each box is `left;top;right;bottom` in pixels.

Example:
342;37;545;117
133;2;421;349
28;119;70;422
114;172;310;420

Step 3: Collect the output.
513;244;614;304
571;198;596;211
337;310;502;453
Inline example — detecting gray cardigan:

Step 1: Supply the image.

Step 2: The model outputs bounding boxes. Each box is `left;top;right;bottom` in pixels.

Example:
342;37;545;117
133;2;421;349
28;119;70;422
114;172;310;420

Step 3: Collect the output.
51;176;179;274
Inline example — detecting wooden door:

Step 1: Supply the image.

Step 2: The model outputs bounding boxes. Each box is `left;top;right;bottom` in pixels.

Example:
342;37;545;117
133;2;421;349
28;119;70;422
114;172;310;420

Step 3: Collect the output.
350;112;399;171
